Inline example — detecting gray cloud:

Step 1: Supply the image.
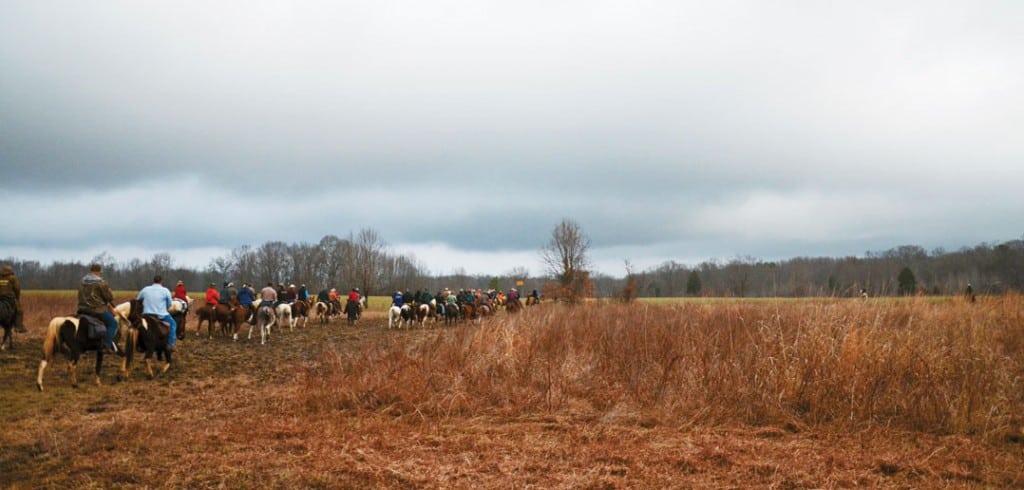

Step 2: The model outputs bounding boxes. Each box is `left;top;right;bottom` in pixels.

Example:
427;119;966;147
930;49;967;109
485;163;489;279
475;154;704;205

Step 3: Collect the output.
3;1;1022;275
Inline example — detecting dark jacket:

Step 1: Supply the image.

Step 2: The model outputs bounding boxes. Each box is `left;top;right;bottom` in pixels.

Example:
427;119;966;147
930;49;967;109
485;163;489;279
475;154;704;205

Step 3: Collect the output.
0;269;19;299
78;273;114;315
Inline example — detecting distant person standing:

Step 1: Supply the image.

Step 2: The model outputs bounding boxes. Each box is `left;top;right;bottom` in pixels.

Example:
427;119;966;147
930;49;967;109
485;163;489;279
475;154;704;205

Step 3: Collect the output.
137;275;178;351
77;264;119;354
0;264;26;332
966;283;975;303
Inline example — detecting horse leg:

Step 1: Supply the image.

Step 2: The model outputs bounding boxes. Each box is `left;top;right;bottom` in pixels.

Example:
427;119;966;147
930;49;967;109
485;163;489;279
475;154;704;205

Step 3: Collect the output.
118;328;135;382
94;349;104;386
67;343;83;388
145;350;154;379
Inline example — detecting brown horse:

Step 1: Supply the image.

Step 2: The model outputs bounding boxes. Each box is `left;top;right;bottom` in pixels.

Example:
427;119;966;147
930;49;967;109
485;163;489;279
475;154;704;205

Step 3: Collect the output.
231;305;252;340
444;303;459;325
460;303;475;322
506;297;523;314
291;300;309;328
195;303;235;338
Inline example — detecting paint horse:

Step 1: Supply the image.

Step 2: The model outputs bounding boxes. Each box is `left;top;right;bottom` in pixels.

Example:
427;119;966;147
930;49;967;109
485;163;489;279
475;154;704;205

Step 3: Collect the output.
37;300;143;391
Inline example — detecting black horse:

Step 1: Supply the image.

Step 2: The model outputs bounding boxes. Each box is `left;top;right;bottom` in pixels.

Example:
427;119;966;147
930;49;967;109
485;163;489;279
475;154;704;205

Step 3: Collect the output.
345;300;360;325
0;298;15;351
122;313;173;380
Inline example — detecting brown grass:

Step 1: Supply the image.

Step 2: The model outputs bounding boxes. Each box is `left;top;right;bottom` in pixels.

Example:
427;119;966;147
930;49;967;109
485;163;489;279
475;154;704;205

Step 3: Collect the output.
1;294;1022;488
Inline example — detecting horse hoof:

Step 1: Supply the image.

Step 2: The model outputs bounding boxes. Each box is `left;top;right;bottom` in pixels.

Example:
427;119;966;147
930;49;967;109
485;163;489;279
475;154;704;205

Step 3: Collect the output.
36;383;43;392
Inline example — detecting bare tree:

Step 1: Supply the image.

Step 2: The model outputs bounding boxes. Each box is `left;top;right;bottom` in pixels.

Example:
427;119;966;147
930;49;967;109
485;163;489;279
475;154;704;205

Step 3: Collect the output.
208;256;235;283
539;218;592;302
354;228;386;295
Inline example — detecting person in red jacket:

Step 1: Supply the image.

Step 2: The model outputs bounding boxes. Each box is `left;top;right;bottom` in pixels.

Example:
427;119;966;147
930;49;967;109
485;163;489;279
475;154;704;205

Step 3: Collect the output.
174;280;189;302
205;282;220;307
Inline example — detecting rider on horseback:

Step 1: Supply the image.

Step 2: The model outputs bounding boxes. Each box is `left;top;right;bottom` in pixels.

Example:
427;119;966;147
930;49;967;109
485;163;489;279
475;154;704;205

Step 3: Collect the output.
220;282;238;307
0;265;26;333
78;264;121;355
237;282;256;323
259;282;278;311
206;282;220;307
137;275;178;352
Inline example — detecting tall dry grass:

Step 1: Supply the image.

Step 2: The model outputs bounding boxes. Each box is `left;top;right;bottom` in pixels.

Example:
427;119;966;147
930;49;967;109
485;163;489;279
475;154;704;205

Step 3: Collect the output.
299;295;1024;436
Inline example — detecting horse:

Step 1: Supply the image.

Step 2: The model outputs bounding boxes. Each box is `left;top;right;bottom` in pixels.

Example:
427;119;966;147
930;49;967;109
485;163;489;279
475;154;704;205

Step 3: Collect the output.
0;298;15;351
477;304;492;318
416;303;432;327
460;303;475;322
526;296;540;306
122;313;172;379
313;301;330;325
36;300;142;391
195;303;234;338
400;304;414;326
249;304;275;345
168;297;192;340
444;302;459;326
345;299;360;325
275;302;294;331
291;300;309;328
388;305;404;329
230;305;253;341
506;297;523;314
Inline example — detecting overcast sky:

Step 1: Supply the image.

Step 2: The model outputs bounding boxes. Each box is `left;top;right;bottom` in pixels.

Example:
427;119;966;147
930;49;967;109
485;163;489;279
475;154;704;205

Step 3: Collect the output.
2;1;1022;277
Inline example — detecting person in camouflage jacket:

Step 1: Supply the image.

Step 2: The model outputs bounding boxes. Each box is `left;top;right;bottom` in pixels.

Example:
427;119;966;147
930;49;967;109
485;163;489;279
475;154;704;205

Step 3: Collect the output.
77;264;120;354
0;264;26;332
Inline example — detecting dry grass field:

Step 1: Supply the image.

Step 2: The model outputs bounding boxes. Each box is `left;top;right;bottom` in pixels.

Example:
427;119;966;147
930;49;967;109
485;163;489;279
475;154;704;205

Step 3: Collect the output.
1;293;1023;488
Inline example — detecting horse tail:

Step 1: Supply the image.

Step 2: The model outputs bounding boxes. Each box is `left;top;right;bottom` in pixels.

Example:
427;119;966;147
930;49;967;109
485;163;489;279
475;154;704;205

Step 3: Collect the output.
41;317;65;361
124;326;137;369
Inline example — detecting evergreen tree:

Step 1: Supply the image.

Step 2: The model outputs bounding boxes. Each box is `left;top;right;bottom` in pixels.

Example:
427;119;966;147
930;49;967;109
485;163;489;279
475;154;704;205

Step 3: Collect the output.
686;270;702;296
898;266;917;295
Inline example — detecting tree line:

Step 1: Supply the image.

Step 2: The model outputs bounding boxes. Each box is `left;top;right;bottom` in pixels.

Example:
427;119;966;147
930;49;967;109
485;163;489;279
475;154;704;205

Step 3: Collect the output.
605;241;1024;298
4;227;1022;298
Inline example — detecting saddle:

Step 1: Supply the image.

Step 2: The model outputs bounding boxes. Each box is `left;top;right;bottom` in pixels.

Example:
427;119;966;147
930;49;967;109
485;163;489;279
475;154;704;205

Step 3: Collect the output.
78;313;107;340
142;314;171;337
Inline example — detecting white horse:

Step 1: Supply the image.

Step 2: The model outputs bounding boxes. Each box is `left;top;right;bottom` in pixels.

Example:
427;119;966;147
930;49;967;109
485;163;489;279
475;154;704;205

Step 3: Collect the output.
249;304;275;345
275;303;294;331
388;305;403;329
168;296;193;316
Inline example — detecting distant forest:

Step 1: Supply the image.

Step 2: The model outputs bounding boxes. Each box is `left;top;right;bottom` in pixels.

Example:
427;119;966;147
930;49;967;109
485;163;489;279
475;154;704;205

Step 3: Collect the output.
4;229;1023;298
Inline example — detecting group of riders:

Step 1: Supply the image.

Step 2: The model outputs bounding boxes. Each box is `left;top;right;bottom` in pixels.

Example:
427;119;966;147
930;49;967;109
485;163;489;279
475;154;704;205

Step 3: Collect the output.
390;286;541;320
0;261;545;354
199;281;365;324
